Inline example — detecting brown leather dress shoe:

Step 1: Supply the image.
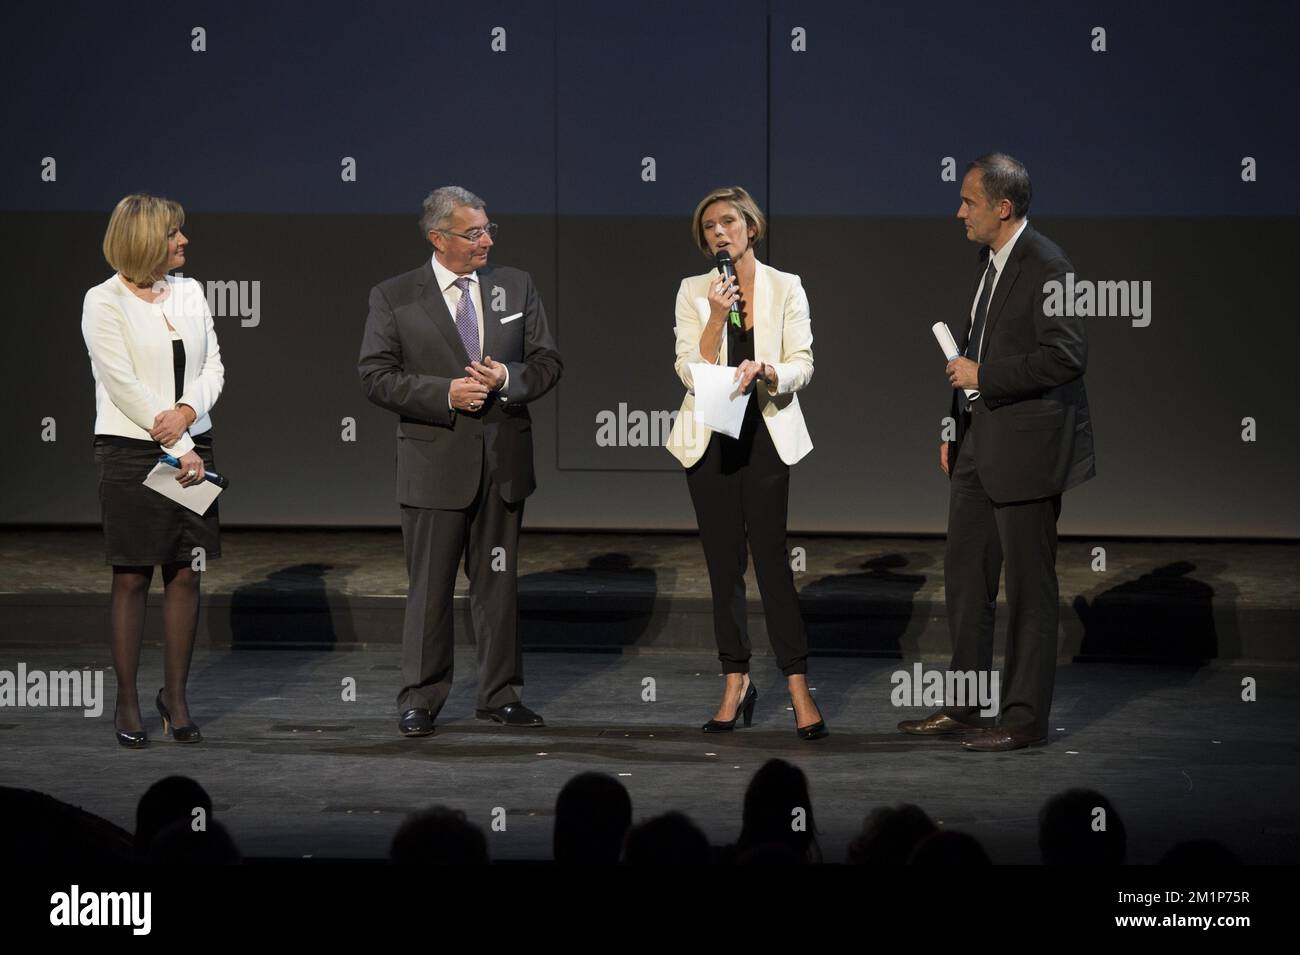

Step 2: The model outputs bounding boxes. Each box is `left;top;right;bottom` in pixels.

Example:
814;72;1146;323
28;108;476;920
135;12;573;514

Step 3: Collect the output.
960;728;1047;751
897;712;983;736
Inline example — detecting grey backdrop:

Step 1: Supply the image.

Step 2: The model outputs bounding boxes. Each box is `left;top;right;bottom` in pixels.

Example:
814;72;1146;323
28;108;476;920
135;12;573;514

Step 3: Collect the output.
2;1;1296;537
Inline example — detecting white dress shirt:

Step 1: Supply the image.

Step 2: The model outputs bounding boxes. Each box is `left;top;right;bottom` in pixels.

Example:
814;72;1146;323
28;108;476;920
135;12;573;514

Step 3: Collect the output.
430;255;509;406
968;217;1029;362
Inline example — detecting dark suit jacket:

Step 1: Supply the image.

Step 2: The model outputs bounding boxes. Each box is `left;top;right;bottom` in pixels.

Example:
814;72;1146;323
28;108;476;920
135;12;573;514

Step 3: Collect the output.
358;261;562;509
949;225;1095;503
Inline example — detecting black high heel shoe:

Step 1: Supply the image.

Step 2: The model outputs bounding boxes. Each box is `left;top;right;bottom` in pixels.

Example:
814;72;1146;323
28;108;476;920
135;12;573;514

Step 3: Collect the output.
156;688;203;743
794;697;829;741
702;679;757;732
114;705;148;749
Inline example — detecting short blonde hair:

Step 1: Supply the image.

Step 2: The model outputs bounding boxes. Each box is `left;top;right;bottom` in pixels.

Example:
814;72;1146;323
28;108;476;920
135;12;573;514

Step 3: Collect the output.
691;186;766;258
103;194;185;284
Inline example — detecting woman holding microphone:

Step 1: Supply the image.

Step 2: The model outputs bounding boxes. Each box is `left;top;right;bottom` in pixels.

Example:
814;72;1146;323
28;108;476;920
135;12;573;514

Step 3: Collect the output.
666;186;826;740
82;194;224;747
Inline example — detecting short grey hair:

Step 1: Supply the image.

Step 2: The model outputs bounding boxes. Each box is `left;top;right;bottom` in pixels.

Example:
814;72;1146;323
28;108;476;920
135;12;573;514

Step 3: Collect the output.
420;185;485;237
966;153;1032;219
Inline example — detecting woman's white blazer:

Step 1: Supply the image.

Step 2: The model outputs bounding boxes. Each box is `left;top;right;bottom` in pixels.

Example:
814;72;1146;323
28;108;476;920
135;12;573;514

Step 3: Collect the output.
81;274;224;457
666;259;813;467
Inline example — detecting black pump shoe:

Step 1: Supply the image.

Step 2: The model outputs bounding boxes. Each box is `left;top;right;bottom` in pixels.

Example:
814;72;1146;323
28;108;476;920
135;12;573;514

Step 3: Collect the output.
702;680;757;732
156;689;203;743
114;705;148;749
794;698;829;741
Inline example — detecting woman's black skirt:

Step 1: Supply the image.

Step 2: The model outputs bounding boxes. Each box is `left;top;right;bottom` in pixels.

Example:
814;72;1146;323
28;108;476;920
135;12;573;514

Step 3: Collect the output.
93;434;221;566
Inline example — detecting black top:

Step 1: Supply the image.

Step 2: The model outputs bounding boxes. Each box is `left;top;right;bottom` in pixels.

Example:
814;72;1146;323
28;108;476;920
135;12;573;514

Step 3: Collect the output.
728;318;753;370
171;337;185;405
727;319;759;414
720;320;760;464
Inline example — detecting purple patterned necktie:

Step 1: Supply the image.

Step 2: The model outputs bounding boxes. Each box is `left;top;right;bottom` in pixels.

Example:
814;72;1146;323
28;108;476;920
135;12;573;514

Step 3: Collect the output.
453;277;481;363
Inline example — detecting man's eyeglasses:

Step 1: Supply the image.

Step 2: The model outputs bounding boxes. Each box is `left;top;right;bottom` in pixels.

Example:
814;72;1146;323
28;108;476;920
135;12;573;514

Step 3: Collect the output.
439;223;499;243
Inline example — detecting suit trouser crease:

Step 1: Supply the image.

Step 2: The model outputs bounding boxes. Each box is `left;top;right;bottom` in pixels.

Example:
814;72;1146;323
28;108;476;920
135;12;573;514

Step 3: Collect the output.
686;418;808;675
943;425;1060;735
399;453;524;714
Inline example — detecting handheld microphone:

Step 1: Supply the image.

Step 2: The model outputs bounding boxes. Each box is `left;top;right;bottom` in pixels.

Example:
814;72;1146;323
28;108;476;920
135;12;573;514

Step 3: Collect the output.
159;455;230;489
714;250;743;331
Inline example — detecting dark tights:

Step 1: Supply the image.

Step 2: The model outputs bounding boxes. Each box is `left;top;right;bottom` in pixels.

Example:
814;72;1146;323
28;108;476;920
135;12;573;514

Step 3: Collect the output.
110;562;200;731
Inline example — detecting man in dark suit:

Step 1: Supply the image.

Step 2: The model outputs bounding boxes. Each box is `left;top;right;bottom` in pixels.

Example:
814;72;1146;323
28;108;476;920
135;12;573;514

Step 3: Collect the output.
899;154;1095;751
359;186;562;737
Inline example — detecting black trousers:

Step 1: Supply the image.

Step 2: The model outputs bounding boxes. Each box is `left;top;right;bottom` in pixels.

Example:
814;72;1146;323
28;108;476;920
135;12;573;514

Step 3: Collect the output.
398;452;524;715
943;422;1061;736
685;412;808;676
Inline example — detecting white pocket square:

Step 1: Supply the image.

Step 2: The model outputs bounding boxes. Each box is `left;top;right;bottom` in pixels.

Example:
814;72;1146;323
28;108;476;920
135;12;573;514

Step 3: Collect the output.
499;311;523;324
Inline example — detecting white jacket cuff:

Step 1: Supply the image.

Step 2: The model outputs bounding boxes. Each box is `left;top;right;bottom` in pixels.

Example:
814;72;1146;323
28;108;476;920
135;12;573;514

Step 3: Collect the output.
163;432;195;457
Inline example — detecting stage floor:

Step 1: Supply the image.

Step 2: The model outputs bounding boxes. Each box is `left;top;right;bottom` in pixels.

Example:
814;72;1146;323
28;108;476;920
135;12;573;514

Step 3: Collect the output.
2;647;1297;863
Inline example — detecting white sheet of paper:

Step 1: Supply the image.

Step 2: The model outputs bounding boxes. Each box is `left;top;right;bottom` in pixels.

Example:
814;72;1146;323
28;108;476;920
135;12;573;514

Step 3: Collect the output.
142;462;222;515
931;322;978;400
690;363;750;439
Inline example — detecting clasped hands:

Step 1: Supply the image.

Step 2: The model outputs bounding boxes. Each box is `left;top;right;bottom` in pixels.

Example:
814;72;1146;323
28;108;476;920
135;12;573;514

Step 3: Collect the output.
450;356;507;412
150;405;195;447
735;359;777;394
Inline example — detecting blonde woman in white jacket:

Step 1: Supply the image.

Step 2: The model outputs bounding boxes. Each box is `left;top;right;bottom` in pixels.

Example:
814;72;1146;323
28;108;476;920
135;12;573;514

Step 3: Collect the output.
82;194;224;748
666;186;826;740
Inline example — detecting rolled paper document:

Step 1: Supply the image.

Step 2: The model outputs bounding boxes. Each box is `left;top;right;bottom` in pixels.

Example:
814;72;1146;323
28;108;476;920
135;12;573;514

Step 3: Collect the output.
931;322;978;400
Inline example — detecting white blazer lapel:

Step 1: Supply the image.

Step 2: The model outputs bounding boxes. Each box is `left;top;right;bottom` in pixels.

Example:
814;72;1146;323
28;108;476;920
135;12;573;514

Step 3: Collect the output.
752;260;775;364
163;280;196;398
121;280;174;403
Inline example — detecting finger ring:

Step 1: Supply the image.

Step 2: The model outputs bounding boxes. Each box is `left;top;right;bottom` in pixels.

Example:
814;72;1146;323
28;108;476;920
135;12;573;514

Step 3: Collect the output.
187;469;197;477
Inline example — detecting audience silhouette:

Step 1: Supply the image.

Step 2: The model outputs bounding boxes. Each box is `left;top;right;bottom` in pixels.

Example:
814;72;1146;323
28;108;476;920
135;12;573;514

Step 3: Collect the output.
3;768;1247;866
553;772;633;864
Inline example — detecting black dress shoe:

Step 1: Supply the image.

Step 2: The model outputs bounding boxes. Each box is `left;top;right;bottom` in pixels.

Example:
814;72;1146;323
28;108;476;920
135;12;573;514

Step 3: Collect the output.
897;712;983;736
702;681;757;732
156;689;202;744
475;702;545;727
398;708;435;737
960;727;1047;752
